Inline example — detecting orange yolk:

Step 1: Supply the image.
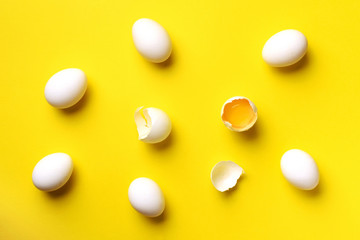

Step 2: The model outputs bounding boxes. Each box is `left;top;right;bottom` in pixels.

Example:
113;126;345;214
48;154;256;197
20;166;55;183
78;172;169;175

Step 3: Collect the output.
222;99;256;129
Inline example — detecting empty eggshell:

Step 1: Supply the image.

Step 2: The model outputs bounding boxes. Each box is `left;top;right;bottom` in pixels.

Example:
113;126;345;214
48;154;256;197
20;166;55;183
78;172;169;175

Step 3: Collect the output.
45;68;87;109
32;153;73;192
132;18;172;63
221;96;258;132
128;177;165;217
281;149;319;190
211;161;244;192
134;107;172;144
262;29;308;67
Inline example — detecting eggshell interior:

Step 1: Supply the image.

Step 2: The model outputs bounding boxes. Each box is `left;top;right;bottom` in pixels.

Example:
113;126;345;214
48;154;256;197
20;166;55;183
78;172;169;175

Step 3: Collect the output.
211;161;244;192
134;107;152;140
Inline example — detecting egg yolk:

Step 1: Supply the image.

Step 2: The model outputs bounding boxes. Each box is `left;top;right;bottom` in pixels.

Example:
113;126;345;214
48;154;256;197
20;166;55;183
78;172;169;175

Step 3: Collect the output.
222;99;256;129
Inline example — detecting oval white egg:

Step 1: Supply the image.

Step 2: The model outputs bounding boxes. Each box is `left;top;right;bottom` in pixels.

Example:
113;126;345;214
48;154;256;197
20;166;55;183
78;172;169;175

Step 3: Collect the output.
45;68;87;109
132;18;172;63
128;177;165;217
134;107;172;144
262;29;308;67
280;149;319;190
32;153;73;192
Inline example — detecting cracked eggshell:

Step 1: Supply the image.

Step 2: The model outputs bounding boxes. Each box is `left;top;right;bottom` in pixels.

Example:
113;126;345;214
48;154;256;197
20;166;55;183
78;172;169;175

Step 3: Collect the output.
221;96;258;132
132;18;172;63
211;161;244;192
281;149;319;190
262;29;308;67
134;107;172;144
128;177;165;217
45;68;87;109
32;153;73;192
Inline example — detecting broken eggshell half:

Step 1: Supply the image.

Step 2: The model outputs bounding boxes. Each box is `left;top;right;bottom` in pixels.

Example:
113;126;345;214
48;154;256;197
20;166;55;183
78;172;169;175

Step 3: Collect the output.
221;96;258;132
134;107;172;144
211;161;244;192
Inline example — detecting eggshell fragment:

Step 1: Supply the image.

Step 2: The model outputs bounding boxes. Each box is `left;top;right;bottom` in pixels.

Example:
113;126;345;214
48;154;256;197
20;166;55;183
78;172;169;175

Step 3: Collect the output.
211;161;244;192
132;18;172;63
32;153;73;192
128;177;165;217
281;149;319;190
262;29;308;67
45;68;87;109
221;96;258;132
134;107;172;144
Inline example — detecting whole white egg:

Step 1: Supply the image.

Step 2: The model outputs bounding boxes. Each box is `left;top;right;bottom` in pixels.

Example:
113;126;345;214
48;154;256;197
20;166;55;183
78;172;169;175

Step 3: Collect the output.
262;29;307;67
45;68;87;109
32;153;73;192
280;149;319;190
132;18;172;63
128;177;165;217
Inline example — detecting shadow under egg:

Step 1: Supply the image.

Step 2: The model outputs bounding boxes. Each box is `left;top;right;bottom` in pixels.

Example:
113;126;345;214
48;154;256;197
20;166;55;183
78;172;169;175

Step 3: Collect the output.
46;169;76;199
272;53;309;73
61;86;91;115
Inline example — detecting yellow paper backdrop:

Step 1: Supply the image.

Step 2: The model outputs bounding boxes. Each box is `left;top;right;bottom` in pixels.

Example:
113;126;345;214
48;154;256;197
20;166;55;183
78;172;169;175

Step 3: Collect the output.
1;0;360;239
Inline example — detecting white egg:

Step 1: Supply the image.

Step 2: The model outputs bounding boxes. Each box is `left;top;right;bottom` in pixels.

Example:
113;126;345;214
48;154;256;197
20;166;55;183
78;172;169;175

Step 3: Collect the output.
132;18;172;63
128;177;165;217
134;107;172;144
262;29;308;67
32;153;73;192
280;149;319;190
45;68;87;109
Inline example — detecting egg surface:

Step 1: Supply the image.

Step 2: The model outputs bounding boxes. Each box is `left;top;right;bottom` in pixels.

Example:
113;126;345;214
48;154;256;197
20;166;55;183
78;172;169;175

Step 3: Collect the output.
128;177;165;217
32;153;73;192
132;18;172;63
262;29;307;67
280;149;319;190
45;68;87;109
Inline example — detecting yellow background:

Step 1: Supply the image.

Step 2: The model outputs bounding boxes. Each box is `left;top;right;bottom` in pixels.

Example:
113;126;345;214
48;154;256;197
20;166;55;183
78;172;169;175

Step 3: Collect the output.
1;0;360;239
